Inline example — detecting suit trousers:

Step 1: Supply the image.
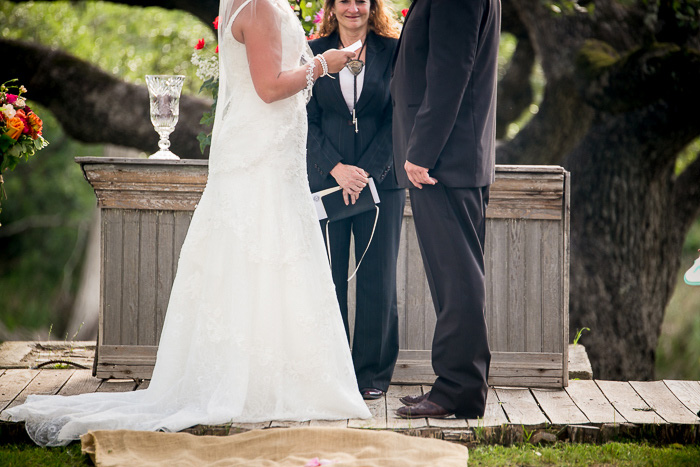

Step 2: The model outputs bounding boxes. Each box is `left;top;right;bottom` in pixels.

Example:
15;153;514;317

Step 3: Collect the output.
410;184;491;417
320;188;405;391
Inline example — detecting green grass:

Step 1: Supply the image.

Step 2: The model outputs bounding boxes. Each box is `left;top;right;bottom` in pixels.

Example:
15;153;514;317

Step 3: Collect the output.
0;443;91;467
1;441;699;466
469;442;700;466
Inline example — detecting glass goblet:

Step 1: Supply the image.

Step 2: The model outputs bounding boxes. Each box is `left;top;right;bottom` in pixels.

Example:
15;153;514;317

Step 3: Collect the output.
145;75;185;160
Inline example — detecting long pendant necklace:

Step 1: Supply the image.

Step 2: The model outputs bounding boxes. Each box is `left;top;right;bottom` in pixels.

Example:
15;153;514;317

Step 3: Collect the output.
339;37;367;133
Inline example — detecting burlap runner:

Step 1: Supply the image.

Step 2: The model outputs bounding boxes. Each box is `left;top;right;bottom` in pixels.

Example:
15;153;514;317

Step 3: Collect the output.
81;426;468;466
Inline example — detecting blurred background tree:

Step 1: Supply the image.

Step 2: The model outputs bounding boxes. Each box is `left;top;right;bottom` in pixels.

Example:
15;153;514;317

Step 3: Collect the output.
0;0;699;381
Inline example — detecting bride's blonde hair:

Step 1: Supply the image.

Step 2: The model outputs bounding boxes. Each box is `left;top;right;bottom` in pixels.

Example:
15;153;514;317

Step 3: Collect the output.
318;0;400;39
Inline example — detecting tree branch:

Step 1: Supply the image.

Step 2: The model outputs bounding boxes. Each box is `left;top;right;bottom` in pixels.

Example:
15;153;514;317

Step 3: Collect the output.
0;38;210;158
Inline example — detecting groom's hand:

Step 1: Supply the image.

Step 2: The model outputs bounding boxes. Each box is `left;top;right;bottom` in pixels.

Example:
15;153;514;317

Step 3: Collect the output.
405;161;438;189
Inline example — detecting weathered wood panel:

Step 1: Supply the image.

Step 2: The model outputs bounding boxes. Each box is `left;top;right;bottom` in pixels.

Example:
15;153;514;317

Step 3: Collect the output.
630;381;699;424
80;159;569;387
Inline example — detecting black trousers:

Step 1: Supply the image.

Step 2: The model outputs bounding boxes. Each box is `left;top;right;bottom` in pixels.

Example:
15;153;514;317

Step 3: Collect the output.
320;188;405;391
410;184;491;418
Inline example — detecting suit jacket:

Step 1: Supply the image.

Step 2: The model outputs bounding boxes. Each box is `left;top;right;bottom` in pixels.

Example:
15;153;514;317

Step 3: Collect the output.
391;0;501;188
307;31;399;192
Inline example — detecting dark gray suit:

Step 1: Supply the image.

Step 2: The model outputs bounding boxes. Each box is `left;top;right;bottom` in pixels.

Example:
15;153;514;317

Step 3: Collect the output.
307;31;404;392
391;0;501;417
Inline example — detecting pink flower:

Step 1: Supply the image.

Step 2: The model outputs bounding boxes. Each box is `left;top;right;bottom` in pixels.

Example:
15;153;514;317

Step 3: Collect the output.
6;94;17;104
313;8;324;24
194;38;205;50
213;16;219;30
402;8;409;16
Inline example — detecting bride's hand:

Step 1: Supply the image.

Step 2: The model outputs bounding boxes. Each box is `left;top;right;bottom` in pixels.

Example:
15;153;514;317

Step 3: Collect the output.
321;49;358;74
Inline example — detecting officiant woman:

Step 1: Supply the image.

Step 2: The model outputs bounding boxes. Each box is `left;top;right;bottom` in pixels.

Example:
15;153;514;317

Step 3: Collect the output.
306;0;403;401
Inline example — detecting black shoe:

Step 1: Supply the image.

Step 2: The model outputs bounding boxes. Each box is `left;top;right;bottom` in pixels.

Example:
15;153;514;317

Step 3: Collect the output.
399;391;430;406
360;388;384;400
396;399;453;419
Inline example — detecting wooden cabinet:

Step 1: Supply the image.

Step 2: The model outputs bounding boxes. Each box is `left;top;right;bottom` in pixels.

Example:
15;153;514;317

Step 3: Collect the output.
78;158;569;387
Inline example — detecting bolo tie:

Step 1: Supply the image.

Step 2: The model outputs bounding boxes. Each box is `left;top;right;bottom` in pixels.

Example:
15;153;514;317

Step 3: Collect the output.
339;38;367;133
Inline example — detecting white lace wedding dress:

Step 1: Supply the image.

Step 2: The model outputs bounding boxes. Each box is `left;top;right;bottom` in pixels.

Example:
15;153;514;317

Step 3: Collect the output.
2;0;370;446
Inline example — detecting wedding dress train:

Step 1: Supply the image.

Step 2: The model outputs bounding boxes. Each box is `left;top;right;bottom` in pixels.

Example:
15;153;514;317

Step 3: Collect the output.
1;0;370;446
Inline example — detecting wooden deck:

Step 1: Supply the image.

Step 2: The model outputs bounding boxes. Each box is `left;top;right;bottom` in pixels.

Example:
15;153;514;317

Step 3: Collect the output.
1;368;698;445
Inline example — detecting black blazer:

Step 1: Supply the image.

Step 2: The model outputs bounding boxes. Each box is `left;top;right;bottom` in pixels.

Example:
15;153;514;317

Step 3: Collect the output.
307;31;399;192
391;0;500;188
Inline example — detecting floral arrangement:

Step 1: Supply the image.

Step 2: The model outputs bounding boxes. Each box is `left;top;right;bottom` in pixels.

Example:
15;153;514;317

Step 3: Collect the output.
0;79;49;217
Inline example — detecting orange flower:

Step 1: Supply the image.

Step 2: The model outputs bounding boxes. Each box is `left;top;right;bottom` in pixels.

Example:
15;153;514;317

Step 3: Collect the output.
26;112;43;139
4;116;24;140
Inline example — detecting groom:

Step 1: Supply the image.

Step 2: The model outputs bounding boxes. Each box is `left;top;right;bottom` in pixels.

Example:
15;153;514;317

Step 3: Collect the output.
390;0;501;418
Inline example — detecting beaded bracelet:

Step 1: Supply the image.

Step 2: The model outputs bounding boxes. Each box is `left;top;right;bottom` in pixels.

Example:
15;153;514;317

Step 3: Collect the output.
305;59;316;93
315;54;335;80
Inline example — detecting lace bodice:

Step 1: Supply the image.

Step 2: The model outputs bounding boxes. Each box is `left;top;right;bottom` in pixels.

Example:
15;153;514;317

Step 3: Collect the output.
210;0;311;177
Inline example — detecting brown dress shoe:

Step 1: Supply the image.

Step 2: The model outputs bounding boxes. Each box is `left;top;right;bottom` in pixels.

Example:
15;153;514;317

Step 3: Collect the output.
396;399;453;419
399;391;431;406
361;388;384;400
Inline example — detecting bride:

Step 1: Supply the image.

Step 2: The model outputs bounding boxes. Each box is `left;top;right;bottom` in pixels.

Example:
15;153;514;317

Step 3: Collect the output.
2;0;370;446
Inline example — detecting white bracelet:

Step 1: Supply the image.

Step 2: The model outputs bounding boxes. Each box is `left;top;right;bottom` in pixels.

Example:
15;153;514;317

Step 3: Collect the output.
305;60;316;92
315;54;335;79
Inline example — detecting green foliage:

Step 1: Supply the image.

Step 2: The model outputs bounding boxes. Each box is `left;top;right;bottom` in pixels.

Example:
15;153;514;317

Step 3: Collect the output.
0;104;98;336
675;136;700;175
572;327;590;346
656;219;700;380
0;0;214;95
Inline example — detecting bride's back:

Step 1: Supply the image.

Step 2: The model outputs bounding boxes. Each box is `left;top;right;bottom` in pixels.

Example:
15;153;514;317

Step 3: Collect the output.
210;0;309;175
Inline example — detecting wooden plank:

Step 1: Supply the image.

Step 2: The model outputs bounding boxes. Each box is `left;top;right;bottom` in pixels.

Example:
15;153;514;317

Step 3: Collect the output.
485;224;494;347
348;396;386;429
469;387;509;427
96;379;137;393
396;216;409;349
664;380;700;416
386;385;428;429
121;210;140;346
270;420;311;428
489;220;509;351
541;220;563;354
102;209;123;345
156;211;175;342
423;275;436;348
524;221;543;352
565;379;624;424
507;219;525;352
561;171;570;384
308;419;348;428
138;211;158;345
631;381;699;424
58;370;102;396
596;380;665;424
531;388;588;425
0;369;39;412
173;212;191;276
5;369;74;410
405;221;426;349
489;377;563;388
494;387;548;426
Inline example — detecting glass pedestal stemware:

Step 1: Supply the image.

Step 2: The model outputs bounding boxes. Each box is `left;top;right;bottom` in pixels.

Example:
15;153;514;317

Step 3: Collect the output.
145;75;185;160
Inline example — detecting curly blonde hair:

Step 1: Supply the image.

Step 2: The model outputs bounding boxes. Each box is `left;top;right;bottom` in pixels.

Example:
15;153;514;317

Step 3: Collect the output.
318;0;400;39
